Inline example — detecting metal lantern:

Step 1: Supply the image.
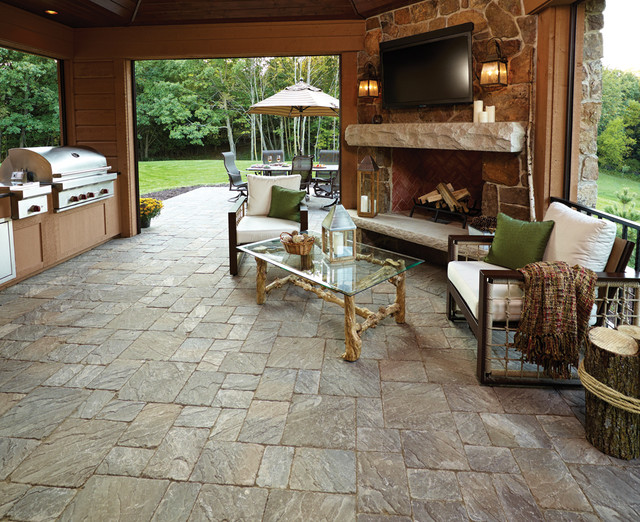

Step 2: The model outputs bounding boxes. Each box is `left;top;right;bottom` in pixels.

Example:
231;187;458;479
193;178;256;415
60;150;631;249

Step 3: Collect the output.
321;204;356;263
480;38;508;87
357;155;380;218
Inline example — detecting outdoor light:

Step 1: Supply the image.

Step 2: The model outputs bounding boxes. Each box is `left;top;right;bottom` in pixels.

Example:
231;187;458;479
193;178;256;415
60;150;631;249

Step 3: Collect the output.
358;63;380;98
321;204;357;264
357;155;380;218
480;39;508;87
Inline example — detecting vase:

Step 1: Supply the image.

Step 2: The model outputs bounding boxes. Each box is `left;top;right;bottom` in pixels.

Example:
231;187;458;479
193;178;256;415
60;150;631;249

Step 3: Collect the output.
140;216;151;228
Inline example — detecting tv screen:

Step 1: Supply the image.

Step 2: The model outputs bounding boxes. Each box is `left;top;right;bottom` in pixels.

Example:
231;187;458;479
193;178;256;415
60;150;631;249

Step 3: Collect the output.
380;23;474;109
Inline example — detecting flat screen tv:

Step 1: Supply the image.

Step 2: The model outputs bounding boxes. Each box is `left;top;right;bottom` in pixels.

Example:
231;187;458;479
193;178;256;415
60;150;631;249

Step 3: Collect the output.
380;22;474;109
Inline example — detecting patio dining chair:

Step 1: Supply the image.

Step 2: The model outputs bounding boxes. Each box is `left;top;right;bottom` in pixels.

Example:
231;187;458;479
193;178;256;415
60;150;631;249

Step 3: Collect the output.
222;151;248;202
313;149;340;199
291;155;314;199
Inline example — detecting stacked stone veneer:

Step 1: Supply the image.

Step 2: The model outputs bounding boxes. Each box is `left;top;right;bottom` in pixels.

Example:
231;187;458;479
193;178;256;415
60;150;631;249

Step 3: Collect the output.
579;0;605;207
358;0;537;219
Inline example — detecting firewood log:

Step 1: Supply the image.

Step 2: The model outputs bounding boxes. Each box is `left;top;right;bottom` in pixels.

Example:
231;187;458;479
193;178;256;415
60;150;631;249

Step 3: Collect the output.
436;182;463;212
583;327;640;460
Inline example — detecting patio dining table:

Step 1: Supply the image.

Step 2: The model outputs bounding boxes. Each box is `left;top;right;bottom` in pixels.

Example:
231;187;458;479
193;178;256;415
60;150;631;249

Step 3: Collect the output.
246;163;339;175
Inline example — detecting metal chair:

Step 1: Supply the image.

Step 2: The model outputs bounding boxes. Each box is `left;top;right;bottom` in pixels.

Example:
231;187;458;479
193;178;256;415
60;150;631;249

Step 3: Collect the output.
222;152;248;202
313;149;340;199
291;155;314;199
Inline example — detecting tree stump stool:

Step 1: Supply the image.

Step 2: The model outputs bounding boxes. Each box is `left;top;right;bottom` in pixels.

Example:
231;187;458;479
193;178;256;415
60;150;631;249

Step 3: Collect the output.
582;327;640;460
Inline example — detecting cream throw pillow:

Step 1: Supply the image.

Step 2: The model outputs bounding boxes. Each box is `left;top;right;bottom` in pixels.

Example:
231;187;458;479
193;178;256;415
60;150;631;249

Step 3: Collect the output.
542;202;616;271
246;174;302;216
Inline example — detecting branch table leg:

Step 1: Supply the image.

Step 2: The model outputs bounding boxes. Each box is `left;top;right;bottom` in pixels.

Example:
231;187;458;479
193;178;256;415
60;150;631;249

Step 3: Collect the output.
394;272;406;324
343;294;362;361
256;258;267;304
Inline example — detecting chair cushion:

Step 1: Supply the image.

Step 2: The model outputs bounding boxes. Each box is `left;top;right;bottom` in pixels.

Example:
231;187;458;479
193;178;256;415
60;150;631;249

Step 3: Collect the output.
485;213;554;270
268;185;306;222
542;202;617;271
246;174;302;216
448;261;524;321
237;216;301;244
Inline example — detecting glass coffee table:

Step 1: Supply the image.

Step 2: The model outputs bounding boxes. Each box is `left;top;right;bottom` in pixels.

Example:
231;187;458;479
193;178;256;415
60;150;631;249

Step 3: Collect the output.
238;236;423;361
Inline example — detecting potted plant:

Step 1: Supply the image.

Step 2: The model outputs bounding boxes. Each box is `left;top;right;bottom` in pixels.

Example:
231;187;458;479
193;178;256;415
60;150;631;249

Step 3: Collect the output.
139;197;163;228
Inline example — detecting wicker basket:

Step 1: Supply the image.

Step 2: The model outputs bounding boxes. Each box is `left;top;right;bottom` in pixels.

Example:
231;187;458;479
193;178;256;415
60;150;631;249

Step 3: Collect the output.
280;231;315;255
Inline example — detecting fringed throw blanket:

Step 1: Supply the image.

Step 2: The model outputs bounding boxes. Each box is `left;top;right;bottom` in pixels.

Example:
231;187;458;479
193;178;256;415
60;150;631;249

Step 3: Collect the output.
514;261;598;379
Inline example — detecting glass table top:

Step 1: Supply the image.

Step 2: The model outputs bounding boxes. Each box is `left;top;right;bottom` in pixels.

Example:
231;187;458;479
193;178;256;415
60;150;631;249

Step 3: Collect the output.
238;234;424;296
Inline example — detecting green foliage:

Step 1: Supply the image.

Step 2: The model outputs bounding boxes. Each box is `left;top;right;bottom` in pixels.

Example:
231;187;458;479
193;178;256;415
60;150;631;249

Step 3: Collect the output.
599;68;640;134
0;48;60;159
603;187;640;222
597;117;634;170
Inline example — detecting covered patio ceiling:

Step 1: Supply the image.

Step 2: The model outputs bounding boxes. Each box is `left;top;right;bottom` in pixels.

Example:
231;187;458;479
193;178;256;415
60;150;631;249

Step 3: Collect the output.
0;0;419;28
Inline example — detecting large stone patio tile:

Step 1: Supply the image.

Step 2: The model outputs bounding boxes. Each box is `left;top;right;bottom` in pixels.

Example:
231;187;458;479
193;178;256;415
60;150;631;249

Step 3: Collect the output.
209;408;247;441
422;348;478;385
290;447;356;493
319;357;380;397
411;500;469;521
120;330;185;360
569;464;640;519
11;418;127;487
118;361;196;402
218;352;268;374
95;399;145;421
357;427;402;453
453;412;492;446
443;384;504;413
481;413;553;448
238;400;289;444
407;469;461;502
96;446;154;477
88;359;143;391
0;386;90;439
254;367;297;400
379;359;427;382
5;485;76;522
267;337;326;369
457;471;507;521
281;395;355;449
59;475;168;521
382;382;450;429
190;440;264;485
264;489;355;521
175;370;222;406
118;403;182;448
357;451;410;515
256;446;294;488
0;437;40;480
492;473;544;521
144;427;209;480
512;448;591;512
0;361;62;393
190;485;268;521
402;429;469;471
0;482;30;518
495;388;574;415
464;445;519;473
152;482;201;522
105;305;165;329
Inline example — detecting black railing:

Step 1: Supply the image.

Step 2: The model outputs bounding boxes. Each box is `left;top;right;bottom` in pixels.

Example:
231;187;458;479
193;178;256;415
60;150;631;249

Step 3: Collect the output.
550;196;640;272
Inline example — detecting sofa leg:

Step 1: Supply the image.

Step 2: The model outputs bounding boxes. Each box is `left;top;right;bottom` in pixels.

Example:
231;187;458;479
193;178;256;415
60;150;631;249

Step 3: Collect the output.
229;244;238;276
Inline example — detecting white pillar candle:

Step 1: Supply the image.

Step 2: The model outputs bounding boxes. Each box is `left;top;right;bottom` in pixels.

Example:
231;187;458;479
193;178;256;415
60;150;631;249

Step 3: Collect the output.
473;100;484;123
486;106;496;123
360;195;369;213
478;111;489;123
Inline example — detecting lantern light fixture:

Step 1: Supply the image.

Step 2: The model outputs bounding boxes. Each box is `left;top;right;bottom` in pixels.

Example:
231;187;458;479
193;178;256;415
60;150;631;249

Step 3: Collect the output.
357;155;380;218
358;62;380;98
480;38;508;87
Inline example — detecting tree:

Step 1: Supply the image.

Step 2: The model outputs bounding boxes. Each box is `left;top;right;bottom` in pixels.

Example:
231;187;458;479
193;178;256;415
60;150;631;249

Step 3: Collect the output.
597;117;635;170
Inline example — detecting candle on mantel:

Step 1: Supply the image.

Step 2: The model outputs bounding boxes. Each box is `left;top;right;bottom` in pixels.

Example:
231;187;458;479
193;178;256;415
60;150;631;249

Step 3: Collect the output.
360;195;369;213
486;106;496;123
478;111;489;123
473;100;483;123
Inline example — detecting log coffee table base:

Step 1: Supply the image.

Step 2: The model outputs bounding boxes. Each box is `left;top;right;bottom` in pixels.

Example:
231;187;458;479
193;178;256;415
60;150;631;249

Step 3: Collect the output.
255;258;406;361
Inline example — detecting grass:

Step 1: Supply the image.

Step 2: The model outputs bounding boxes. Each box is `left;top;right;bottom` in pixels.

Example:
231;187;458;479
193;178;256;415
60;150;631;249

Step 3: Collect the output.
138;159;254;194
595;169;640;214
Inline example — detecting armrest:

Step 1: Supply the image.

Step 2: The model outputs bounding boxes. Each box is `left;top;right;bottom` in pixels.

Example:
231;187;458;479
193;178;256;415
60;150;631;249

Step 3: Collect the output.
448;234;494;262
230;195;247;215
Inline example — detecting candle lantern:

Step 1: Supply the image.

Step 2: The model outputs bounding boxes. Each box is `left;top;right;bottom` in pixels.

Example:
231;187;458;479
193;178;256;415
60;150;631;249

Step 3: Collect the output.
357;155;380;218
321;204;357;264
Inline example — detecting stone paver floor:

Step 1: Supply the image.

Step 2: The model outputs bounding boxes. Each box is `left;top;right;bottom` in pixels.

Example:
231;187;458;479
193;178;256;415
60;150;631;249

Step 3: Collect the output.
0;187;638;521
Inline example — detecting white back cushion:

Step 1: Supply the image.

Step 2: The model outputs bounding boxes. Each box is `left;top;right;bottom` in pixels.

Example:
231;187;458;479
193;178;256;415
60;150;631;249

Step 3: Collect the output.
247;174;302;216
542;202;616;271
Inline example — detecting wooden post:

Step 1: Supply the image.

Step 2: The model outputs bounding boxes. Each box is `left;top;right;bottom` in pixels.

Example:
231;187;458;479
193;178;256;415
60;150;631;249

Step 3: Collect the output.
583;327;640;460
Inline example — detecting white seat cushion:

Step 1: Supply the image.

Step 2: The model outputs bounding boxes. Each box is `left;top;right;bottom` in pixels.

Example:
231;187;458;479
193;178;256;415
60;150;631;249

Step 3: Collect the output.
246;174;302;216
237;216;300;244
542;202;616;271
448;261;524;321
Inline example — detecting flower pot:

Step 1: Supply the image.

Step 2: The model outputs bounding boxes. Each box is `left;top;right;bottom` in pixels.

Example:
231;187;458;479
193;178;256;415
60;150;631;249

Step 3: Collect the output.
140;216;151;228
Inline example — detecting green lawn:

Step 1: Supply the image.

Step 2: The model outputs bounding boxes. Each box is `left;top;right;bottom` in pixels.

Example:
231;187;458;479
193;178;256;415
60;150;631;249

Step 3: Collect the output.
138;159;254;194
596;170;640;213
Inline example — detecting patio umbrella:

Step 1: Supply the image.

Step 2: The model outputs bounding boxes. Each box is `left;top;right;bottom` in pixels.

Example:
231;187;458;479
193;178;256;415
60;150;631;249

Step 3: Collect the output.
248;80;339;118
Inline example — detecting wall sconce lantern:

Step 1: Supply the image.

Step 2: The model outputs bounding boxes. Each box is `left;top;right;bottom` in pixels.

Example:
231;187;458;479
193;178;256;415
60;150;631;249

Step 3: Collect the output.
358;63;380;98
357;155;380;218
322;204;357;264
480;39;508;87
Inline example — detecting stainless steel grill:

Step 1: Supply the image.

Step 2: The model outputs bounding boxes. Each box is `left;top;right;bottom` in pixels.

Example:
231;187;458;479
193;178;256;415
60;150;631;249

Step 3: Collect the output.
0;146;117;215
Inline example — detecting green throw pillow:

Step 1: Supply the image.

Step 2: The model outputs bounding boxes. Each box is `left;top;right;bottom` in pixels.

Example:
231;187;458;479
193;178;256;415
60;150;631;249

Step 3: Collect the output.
268;185;305;222
484;213;555;270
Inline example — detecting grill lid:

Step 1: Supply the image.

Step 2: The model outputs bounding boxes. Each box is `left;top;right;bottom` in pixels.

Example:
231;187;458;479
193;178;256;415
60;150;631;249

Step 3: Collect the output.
0;146;109;183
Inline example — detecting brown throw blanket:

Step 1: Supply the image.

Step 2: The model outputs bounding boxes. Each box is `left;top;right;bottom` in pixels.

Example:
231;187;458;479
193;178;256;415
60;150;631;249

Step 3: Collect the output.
514;261;598;379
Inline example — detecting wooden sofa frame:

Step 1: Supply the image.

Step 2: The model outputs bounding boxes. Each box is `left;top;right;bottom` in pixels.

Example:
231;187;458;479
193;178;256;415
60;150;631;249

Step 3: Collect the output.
446;197;640;385
228;195;308;276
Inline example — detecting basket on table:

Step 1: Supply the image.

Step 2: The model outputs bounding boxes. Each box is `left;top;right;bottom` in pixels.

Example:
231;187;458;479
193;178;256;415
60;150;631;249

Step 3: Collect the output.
280;231;315;255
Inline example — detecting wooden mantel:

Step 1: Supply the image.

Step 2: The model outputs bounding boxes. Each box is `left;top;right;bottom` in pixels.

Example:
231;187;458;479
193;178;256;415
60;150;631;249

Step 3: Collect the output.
345;122;527;153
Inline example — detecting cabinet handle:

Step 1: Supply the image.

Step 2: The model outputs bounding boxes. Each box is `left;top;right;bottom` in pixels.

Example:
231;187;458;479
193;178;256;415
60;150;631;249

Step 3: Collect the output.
28;205;41;212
